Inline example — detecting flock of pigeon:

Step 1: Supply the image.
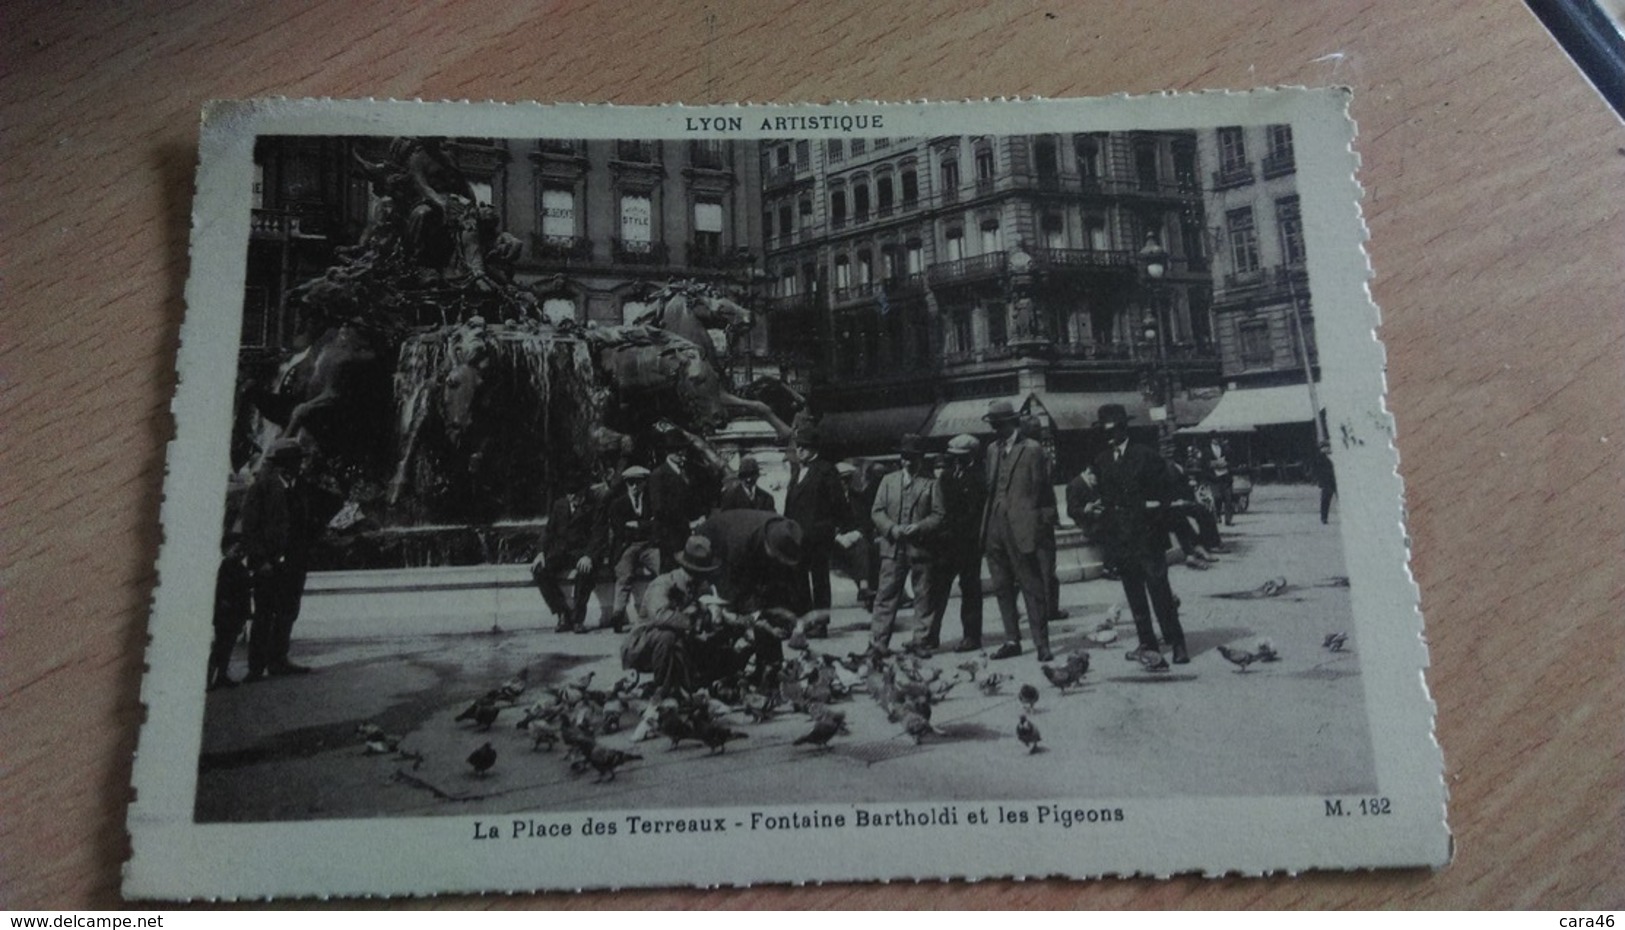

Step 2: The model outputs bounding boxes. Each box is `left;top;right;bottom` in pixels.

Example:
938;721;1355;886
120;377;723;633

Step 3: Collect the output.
352;582;1353;787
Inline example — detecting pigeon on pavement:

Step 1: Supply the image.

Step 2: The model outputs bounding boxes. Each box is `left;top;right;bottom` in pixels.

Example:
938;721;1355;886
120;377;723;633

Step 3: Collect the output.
467;742;497;776
1016;715;1042;754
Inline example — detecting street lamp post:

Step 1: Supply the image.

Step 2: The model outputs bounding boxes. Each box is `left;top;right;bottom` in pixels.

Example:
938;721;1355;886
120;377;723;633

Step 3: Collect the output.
1138;232;1174;455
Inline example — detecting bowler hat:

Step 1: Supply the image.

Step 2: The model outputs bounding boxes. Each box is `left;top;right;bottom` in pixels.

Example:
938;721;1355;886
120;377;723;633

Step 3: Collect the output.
897;433;927;457
675;535;722;575
947;433;981;457
983;400;1021;423
267;438;305;463
737;456;761;478
762;518;805;566
1095;403;1134;429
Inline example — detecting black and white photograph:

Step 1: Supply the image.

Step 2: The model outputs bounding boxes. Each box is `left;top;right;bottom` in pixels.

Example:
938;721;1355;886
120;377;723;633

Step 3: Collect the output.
126;93;1446;899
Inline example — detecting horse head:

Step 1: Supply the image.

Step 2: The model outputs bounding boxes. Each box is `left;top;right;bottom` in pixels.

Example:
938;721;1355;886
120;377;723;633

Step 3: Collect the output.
439;323;496;449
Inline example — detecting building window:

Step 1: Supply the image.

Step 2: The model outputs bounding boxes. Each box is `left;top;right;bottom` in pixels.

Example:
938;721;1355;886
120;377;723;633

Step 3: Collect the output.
1134;140;1159;192
975;147;995;181
690;139;726;169
1173;144;1198;193
828;139;845;161
1075;135;1101;180
834;255;851;290
874;137;890;149
881;245;899;280
986;300;1007;346
945;227;964;261
1277;196;1305;265
1043;213;1065;249
856;249;873;285
1085;214;1108;251
1034;138;1059;189
799;197;814;230
1226;207;1261;274
693;198;724;260
853;182;870;221
906;239;923;275
620;193;653;248
949;308;973;354
617;140;657;162
794;140;809;166
777;204;793;239
1218;127;1247;173
1238;319;1272;369
776;145;791;167
851;138;867;157
541;187;576;238
830;189;847;228
979;219;1001;255
877;175;895;215
544;297;578;327
1181;216;1207;272
1264;124;1296;177
940;159;959;201
780;269;798;297
901;169;918;206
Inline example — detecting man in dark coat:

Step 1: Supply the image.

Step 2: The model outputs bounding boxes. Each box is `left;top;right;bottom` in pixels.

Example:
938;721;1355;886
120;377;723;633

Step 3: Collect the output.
649;432;703;567
531;486;597;631
1314;440;1337;524
782;428;852;613
594;465;659;631
926;433;987;653
1089;404;1187;669
981;401;1058;661
208;532;254;690
239;438;319;680
695;508;804;614
717;456;775;512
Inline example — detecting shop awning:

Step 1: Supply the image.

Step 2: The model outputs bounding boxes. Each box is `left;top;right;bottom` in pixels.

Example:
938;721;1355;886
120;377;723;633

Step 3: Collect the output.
1182;384;1320;433
815;404;936;450
925;395;1028;437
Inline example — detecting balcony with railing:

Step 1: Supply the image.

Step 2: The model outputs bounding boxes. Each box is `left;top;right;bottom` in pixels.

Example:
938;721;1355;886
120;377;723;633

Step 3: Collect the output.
1030;247;1136;272
1261;150;1296;179
926;251;1008;286
611;238;669;266
250;208;331;240
1211;163;1256;190
833;281;882;305
530;233;593;262
764;163;799;189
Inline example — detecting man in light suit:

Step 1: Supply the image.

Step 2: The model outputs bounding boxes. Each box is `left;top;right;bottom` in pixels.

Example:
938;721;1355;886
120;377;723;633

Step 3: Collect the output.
981;401;1058;661
869;434;945;655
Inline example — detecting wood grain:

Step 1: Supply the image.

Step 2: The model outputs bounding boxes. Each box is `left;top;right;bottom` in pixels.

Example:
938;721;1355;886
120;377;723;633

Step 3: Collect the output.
3;0;1620;909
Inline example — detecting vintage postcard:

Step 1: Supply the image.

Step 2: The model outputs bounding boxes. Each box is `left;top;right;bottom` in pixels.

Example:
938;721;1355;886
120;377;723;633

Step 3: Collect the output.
126;92;1447;900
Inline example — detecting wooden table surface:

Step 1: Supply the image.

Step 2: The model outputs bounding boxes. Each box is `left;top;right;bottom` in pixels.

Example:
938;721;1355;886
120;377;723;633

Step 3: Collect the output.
4;0;1621;910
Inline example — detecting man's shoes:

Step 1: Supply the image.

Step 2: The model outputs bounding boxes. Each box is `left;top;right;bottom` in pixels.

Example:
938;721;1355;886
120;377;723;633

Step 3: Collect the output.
243;669;266;684
919;637;939;650
1171;643;1190;665
953;639;983;653
990;642;1022;660
268;661;312;676
207;673;237;691
1036;649;1055;663
574;623;592;634
1049;609;1070;621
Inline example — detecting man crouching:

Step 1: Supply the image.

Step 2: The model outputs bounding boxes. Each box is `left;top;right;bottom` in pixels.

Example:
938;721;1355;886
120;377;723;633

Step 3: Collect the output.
620;535;724;699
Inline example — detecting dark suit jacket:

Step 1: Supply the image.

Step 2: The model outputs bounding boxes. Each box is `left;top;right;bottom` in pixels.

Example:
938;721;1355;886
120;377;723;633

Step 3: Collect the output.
540;495;596;564
982;436;1057;555
697;509;800;610
239;466;313;569
783;457;850;544
1065;474;1104;543
936;463;987;557
648;460;699;554
1093;442;1178;564
717;482;775;513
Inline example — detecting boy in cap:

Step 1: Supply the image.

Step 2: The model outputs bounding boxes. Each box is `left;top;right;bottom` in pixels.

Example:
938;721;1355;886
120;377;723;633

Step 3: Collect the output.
1088;403;1188;668
593;464;659;632
981;400;1059;661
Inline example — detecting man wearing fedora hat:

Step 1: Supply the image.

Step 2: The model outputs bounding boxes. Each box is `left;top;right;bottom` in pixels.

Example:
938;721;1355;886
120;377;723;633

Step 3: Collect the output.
239;438;319;680
696;509;805;614
621;534;724;698
1089;402;1188;668
783;427;853;613
927;433;988;652
869;434;945;655
981;400;1059;661
717;455;776;512
649;431;706;568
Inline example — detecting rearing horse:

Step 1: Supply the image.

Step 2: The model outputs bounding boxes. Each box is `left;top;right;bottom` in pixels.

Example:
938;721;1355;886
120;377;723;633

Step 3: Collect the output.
643;281;798;440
